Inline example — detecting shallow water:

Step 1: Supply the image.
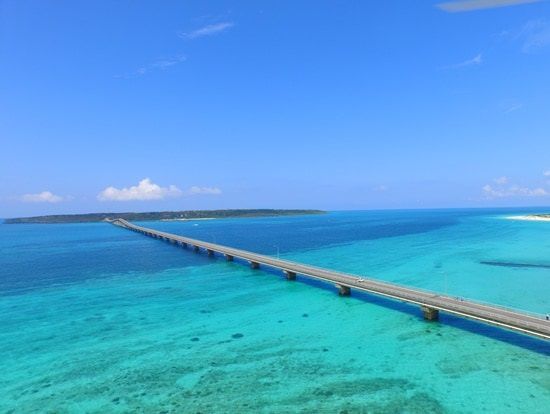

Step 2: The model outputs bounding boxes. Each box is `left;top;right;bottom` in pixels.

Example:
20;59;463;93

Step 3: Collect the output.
0;209;549;413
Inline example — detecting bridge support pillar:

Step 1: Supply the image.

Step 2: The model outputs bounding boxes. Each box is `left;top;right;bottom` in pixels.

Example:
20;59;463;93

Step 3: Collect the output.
284;270;296;280
336;284;351;296
334;284;351;296
421;306;439;321
225;254;234;261
207;249;214;256
249;261;260;269
193;245;200;252
170;239;176;244
180;242;187;248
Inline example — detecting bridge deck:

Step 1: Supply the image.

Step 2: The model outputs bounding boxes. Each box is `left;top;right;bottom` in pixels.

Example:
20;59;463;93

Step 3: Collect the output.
112;219;550;340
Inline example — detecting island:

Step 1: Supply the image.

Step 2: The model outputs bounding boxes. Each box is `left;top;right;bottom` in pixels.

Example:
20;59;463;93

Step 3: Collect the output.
4;209;326;224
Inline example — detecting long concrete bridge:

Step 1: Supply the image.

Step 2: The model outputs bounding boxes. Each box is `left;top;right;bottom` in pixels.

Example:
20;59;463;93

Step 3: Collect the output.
111;218;550;341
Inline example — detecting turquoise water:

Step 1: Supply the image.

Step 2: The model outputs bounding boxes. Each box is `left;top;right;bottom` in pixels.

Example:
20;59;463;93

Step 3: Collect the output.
0;209;549;413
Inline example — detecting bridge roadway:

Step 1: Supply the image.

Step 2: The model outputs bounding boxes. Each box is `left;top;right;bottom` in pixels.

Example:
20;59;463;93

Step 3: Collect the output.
112;219;550;340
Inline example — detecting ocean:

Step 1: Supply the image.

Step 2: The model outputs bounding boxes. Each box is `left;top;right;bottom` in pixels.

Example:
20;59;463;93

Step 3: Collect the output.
0;209;549;413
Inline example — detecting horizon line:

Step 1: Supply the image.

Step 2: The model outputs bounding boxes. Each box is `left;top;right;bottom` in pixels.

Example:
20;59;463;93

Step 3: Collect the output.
2;205;550;221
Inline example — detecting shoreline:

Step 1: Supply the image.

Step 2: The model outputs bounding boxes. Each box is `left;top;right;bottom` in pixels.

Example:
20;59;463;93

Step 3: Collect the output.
505;215;550;222
160;218;216;222
4;209;325;224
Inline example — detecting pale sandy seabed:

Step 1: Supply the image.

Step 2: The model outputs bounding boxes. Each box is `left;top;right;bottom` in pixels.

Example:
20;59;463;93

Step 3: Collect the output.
506;215;550;222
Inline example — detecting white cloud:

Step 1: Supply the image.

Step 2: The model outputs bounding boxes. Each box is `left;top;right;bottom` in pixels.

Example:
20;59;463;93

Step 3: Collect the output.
150;55;187;70
373;185;388;192
97;179;222;201
482;183;548;198
516;19;550;53
181;22;234;39
117;54;186;78
499;100;523;113
98;178;183;201
187;186;222;195
20;191;65;203
444;53;483;69
436;0;542;13
483;172;550;198
530;187;549;196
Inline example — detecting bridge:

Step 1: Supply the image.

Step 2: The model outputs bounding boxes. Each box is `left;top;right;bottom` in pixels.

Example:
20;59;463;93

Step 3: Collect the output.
111;218;550;341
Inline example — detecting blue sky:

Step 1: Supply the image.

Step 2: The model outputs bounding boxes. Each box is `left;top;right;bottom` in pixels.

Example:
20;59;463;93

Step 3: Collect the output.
1;0;550;217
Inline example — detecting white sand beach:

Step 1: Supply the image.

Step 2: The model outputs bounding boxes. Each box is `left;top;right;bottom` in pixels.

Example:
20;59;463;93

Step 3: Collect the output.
506;215;550;222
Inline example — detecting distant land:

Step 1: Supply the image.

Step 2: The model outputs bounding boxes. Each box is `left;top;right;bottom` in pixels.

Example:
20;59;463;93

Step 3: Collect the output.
4;209;326;224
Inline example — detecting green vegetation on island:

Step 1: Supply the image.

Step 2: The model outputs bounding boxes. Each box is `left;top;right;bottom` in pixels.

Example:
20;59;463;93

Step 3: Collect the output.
4;209;325;224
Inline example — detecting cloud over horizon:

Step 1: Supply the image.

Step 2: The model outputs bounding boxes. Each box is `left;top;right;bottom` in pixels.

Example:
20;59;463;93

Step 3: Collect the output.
181;22;234;39
20;191;65;203
483;184;548;198
187;186;222;195
98;178;183;201
436;0;543;13
97;179;222;201
482;173;549;198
